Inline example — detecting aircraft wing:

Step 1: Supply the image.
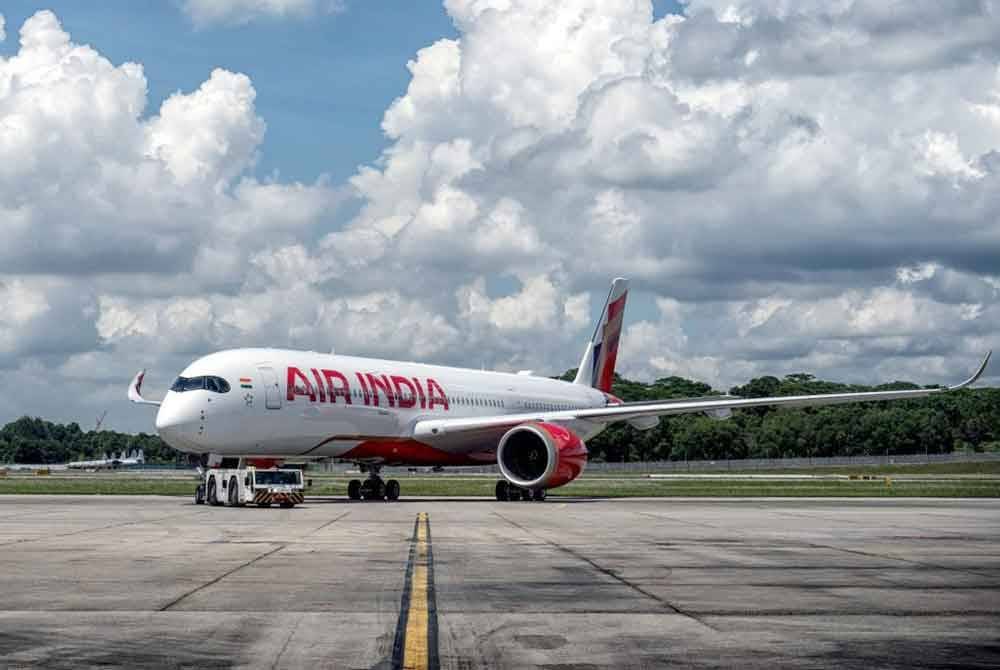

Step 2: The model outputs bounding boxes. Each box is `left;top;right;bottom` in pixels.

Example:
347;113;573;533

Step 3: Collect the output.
413;351;990;439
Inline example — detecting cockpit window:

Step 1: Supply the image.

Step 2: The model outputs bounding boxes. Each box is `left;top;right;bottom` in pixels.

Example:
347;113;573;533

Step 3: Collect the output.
171;376;231;394
205;377;230;393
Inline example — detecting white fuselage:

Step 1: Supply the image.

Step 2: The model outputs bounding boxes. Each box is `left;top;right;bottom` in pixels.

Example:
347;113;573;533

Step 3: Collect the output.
155;349;609;464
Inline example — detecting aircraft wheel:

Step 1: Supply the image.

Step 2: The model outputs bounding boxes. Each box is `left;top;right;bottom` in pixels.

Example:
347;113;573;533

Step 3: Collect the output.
495;480;509;502
532;489;547;502
507;485;522;502
280;502;294;508
194;484;205;505
228;477;240;507
347;479;362;500
257;503;271;508
207;477;220;506
386;479;400;501
372;479;386;500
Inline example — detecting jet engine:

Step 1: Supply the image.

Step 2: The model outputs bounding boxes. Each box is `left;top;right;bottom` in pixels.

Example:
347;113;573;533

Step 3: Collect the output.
496;422;587;490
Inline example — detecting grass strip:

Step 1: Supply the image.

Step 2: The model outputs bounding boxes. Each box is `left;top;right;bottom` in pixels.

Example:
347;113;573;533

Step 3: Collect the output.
1;476;997;497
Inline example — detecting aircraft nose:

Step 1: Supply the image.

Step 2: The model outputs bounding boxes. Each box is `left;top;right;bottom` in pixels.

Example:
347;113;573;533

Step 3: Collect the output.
155;397;202;449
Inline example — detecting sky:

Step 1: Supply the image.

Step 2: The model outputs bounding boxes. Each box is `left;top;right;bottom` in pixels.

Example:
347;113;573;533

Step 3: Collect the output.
0;0;998;433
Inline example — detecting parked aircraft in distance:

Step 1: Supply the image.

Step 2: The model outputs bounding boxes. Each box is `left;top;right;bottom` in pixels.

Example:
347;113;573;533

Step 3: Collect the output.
68;449;145;470
129;278;991;502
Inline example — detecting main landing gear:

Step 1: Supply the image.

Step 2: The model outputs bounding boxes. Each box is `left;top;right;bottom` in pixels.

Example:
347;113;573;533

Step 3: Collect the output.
495;480;546;502
347;466;401;502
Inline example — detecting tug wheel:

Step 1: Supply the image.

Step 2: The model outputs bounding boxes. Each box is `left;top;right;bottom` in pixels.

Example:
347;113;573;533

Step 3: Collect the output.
207;477;220;506
228;477;241;506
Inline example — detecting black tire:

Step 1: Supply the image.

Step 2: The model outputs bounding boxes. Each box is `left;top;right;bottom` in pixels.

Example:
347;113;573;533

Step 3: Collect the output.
195;484;205;505
257;503;271;508
372;479;386;500
228;477;240;506
532;489;547;502
495;480;509;501
509;486;523;502
347;479;362;500
386;479;400;501
279;502;294;508
207;477;220;506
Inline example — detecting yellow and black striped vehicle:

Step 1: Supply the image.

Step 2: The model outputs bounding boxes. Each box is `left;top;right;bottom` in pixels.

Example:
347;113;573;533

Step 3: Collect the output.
195;465;306;508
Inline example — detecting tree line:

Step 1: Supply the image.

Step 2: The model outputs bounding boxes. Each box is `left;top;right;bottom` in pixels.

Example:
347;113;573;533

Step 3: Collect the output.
1;371;997;464
0;417;180;465
562;370;999;462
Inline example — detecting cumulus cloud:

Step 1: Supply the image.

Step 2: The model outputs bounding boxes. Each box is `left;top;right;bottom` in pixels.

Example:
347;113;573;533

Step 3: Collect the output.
2;3;1000;431
331;0;999;387
182;0;345;27
0;11;343;426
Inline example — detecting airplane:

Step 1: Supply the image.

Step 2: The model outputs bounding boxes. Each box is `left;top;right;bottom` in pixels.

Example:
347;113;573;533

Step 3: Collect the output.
128;278;992;502
67;449;145;470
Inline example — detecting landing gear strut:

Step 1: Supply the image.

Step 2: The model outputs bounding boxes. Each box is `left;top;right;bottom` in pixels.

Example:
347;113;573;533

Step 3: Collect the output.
495;480;545;502
347;466;400;502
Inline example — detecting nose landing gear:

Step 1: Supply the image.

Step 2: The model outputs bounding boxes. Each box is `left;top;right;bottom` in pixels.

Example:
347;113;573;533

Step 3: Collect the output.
495;480;546;502
347;466;401;502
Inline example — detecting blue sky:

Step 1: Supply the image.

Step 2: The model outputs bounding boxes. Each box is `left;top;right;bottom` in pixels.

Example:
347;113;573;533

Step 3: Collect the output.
1;1;459;183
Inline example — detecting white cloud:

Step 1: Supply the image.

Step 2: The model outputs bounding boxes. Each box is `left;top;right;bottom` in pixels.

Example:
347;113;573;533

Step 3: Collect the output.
145;69;265;186
182;0;345;27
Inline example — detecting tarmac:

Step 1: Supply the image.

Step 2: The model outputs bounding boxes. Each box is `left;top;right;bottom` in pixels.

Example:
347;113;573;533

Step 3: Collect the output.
0;495;998;669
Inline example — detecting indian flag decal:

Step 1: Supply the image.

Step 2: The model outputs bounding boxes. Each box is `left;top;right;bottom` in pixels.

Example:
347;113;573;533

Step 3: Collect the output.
240;377;253;389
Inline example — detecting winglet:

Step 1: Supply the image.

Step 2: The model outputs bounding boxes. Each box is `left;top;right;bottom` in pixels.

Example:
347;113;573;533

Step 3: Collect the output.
948;351;991;391
128;369;162;406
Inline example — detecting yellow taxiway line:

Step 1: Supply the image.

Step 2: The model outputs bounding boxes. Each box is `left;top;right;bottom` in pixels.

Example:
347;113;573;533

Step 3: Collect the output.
394;512;438;670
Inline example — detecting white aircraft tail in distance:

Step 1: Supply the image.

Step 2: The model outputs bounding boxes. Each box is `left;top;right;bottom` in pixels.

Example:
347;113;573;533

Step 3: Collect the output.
67;448;145;470
129;277;991;501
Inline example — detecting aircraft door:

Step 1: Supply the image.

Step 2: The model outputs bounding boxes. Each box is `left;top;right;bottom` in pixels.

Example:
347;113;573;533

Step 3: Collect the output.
259;366;282;410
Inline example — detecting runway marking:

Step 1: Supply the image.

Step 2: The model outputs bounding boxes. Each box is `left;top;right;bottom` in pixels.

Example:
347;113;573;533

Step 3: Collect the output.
392;512;439;670
639;509;997;580
305;510;352;536
159;544;286;611
493;511;717;631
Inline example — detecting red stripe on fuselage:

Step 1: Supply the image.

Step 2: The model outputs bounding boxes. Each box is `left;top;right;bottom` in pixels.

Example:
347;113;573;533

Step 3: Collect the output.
341;439;482;466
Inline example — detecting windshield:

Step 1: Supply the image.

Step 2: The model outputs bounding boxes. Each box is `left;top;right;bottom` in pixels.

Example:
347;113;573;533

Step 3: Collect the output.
254;470;301;486
170;376;231;393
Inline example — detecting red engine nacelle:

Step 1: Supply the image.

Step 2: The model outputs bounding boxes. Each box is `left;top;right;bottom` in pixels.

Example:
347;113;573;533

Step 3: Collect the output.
496;422;587;490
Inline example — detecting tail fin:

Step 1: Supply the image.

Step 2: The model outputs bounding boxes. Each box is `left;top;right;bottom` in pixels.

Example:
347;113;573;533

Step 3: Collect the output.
574;278;629;393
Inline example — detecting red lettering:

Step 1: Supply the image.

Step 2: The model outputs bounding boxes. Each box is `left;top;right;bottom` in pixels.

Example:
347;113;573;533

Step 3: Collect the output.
412;377;427;409
366;373;395;407
286;367;316;402
311;369;326;403
426;378;449;411
322;369;352;404
391;375;417;409
355;372;371;405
